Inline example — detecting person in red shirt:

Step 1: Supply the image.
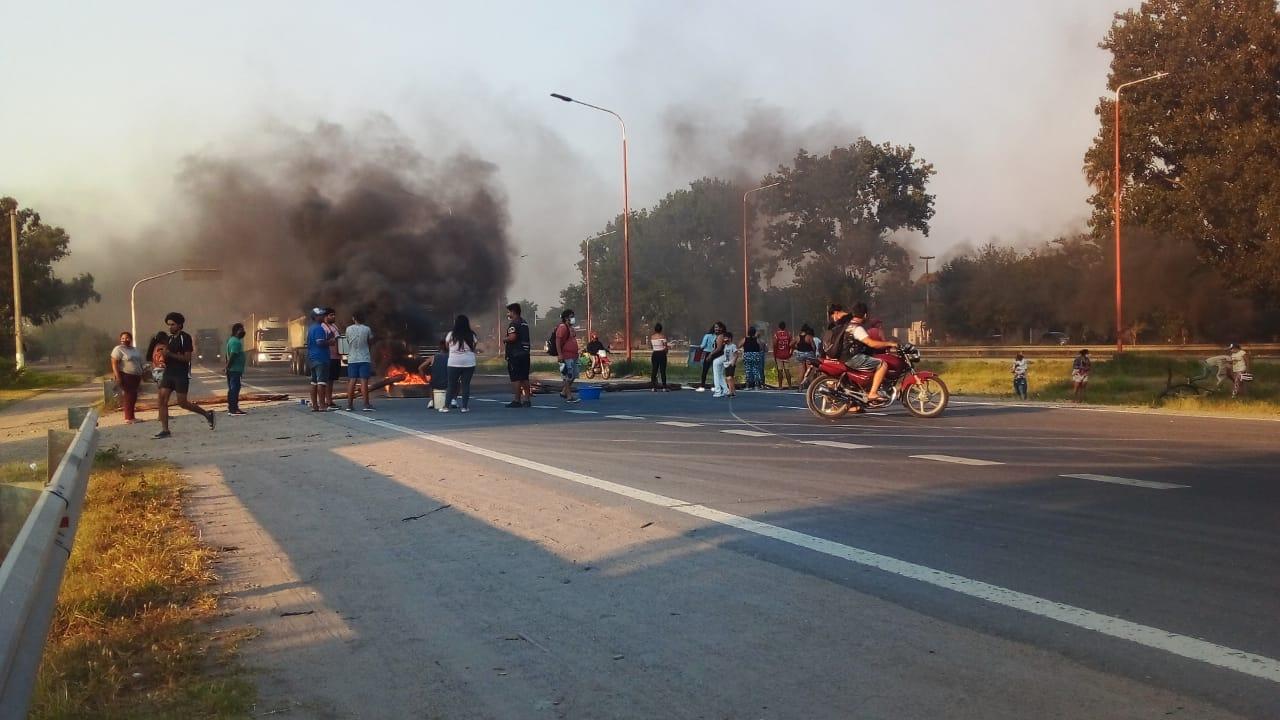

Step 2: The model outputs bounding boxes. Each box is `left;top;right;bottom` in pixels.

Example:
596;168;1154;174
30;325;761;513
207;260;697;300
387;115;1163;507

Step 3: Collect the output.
554;308;580;403
772;321;794;390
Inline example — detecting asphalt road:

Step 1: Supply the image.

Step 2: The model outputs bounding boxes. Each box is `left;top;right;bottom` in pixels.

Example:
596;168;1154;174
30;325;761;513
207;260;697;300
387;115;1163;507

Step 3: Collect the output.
164;363;1279;718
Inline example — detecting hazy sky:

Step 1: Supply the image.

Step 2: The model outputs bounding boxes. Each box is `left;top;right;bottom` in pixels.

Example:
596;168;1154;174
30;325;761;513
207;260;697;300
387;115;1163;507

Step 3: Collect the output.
3;1;1131;314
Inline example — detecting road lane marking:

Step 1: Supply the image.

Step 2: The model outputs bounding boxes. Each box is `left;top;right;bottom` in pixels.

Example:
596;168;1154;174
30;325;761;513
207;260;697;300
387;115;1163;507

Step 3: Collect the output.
606;415;646;420
565;410;598;414
339;412;1280;684
801;440;873;450
910;454;1003;466
720;429;773;437
1061;473;1189;490
777;406;808;410
658;421;702;428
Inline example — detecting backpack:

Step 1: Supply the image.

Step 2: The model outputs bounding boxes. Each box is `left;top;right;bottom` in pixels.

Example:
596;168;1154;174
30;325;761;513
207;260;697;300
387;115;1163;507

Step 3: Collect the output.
545;327;558;356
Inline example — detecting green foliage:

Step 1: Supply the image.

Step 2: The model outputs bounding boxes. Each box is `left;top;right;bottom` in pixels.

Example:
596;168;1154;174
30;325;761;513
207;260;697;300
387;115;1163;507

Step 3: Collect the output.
28;322;116;374
0;198;100;344
1082;0;1280;299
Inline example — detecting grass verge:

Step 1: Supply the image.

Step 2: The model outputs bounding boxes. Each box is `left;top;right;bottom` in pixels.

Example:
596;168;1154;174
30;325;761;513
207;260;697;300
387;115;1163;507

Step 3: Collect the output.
0;369;89;412
29;445;255;719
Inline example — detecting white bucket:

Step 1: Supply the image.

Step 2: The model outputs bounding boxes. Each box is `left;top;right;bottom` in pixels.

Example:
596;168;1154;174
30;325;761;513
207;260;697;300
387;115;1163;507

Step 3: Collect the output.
432;389;447;407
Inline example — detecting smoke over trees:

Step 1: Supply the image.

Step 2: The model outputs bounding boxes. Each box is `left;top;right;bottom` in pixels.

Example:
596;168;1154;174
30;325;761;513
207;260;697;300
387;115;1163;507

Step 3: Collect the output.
170;122;511;340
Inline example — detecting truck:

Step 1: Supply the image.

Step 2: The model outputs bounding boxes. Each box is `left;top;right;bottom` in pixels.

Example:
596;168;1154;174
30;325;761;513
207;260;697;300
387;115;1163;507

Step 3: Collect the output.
195;328;223;363
247;316;290;367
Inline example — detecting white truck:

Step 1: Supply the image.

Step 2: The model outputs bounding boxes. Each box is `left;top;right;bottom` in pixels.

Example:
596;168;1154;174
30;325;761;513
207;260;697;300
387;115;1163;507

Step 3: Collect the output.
247;316;290;366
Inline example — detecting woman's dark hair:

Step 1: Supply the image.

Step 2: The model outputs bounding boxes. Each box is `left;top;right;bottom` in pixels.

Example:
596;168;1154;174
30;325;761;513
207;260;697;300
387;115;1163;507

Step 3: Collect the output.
654;323;663;333
713;321;726;333
747;327;757;337
723;331;734;340
800;323;814;335
119;330;132;340
450;315;477;351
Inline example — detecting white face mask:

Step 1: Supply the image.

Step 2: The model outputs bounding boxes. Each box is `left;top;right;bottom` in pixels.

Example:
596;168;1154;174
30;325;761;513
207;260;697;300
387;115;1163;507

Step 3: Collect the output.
568;316;576;325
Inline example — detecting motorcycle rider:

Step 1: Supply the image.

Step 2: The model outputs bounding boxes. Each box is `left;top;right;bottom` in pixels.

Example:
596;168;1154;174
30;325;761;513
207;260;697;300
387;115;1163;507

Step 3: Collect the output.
822;302;898;405
585;331;608;374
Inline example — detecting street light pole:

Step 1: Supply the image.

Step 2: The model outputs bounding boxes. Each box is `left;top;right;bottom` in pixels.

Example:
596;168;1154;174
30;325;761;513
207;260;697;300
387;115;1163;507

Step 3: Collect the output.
918;255;936;311
130;268;220;343
551;92;633;360
742;183;781;333
8;210;23;370
581;230;616;338
1113;71;1169;352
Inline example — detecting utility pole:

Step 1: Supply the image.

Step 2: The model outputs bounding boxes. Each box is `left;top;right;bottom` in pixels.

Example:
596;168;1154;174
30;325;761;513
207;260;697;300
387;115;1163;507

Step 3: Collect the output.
9;209;24;370
918;255;936;312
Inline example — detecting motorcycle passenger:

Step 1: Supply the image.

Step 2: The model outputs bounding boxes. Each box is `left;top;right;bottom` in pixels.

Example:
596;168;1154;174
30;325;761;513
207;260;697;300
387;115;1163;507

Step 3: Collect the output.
823;302;898;404
585;332;608;374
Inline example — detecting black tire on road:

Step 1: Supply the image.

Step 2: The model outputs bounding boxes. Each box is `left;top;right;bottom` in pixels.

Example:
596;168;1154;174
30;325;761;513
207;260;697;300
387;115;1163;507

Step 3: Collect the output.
902;376;949;418
806;376;851;419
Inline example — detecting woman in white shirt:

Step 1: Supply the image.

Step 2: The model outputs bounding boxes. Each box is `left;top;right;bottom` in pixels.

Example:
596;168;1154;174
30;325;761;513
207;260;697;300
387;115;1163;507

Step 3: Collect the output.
110;331;146;423
442;315;479;413
649;323;669;392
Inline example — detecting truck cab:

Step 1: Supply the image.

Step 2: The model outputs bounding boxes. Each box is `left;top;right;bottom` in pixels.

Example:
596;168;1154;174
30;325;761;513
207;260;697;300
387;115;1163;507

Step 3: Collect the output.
251;317;290;366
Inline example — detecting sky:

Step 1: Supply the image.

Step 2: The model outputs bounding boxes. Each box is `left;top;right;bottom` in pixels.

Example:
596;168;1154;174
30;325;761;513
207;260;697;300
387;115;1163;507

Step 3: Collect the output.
1;0;1133;322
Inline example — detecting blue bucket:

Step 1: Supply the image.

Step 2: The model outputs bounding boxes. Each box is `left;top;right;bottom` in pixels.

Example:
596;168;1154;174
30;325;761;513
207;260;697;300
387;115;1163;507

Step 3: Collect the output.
579;386;603;401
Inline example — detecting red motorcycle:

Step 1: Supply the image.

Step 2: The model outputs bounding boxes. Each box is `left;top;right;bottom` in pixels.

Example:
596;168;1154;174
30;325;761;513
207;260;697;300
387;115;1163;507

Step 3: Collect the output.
804;344;949;419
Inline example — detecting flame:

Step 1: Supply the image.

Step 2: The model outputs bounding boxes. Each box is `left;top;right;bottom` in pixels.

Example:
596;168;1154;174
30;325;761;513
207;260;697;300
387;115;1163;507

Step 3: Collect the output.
385;363;429;385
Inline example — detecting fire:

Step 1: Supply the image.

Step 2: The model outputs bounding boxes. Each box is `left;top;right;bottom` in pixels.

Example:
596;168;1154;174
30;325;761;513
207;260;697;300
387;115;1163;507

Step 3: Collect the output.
385;363;429;385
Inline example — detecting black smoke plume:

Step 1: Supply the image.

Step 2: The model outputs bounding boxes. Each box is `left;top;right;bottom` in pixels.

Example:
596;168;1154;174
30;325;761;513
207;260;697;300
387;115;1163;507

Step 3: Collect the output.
173;121;510;340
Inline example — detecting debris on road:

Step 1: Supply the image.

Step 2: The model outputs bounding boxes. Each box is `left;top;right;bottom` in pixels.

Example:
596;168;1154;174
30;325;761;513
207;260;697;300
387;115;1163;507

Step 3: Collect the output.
279;610;315;617
401;504;451;522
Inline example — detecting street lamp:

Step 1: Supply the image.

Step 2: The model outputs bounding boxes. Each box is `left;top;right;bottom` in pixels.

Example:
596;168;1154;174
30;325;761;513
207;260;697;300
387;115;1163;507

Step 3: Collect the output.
130;268;220;342
1113;71;1169;352
551;92;633;360
742;182;781;333
581;229;616;338
918;255;936;311
8;209;24;370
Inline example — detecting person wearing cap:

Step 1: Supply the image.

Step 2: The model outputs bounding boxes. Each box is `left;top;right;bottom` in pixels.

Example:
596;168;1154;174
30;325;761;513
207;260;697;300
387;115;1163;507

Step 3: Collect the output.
1228;343;1250;398
307;307;335;411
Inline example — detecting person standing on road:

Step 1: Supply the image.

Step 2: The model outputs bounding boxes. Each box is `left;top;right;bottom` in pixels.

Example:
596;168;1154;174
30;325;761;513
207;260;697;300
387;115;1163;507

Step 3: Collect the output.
713;331;738;398
110;331;145;424
697;322;725;392
344;311;375;412
1228;343;1250;398
224;323;247;416
741;327;765;390
555;309;580;403
307;308;335;412
504;303;532;408
649;323;669;392
441;314;479;413
1012;352;1029;400
322;308;341;410
153;312;216;439
1071;349;1091;403
793;324;819;390
772;321;794;390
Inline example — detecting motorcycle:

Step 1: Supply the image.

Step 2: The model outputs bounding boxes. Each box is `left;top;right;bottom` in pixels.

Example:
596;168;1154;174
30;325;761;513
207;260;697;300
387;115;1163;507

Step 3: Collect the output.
582;349;612;380
804;344;949;419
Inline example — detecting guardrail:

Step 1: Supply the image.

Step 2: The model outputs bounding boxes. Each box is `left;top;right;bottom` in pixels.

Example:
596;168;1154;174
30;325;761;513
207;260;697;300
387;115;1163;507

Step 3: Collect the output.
0;409;99;720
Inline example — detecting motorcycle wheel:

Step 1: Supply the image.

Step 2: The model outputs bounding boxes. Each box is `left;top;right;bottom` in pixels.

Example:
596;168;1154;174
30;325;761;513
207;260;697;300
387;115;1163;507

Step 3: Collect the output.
602;367;611;380
806;376;851;419
585;368;595;379
902;377;949;418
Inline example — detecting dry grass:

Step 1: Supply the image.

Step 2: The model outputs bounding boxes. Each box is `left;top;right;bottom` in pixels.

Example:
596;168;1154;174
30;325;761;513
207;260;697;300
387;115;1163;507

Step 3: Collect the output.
29;446;254;719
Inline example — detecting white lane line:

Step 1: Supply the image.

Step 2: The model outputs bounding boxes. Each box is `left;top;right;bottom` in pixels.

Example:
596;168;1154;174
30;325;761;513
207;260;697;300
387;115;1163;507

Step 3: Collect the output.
473;398;502;403
1061;473;1189;490
777;405;808;410
565;410;598;414
530;405;556;410
340;412;1280;684
720;429;773;437
606;415;646;420
910;454;1004;466
801;440;873;450
658;421;703;428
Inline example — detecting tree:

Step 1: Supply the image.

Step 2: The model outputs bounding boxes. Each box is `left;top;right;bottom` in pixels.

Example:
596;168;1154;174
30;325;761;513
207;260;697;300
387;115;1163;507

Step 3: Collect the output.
0;198;99;349
759;140;935;299
1083;0;1280;299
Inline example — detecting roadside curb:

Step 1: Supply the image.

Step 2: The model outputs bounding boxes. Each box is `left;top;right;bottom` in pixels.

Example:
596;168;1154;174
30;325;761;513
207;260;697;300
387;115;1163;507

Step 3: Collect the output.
951;396;1280;423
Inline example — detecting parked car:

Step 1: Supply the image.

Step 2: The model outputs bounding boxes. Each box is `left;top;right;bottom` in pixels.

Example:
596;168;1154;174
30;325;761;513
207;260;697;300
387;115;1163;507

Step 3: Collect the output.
1040;331;1070;345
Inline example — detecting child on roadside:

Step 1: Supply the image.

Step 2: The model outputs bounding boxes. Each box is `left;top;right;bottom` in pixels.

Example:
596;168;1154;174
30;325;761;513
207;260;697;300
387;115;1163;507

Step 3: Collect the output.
1012;352;1029;400
714;331;739;398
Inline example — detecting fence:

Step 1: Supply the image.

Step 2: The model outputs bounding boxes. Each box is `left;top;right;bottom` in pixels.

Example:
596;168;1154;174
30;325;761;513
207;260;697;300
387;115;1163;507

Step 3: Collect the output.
0;409;99;720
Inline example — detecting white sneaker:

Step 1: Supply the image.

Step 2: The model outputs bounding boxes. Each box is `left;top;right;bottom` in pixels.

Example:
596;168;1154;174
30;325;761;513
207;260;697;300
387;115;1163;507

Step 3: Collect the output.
460;408;470;413
695;386;706;392
438;407;449;413
712;392;724;398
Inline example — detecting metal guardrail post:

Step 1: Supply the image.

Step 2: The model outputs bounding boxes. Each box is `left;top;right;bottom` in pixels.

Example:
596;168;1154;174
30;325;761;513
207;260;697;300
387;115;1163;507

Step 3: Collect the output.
0;408;99;720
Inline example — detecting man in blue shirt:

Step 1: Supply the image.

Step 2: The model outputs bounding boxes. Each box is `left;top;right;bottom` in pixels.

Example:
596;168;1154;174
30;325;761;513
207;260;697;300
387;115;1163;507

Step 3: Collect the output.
307;307;335;411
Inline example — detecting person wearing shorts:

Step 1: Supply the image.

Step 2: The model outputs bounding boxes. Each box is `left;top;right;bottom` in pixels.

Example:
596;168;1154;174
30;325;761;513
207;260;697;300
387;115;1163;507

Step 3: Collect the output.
555;308;580;403
504;303;532;407
307;308;335;411
1071;349;1091;403
772;321;794;389
344;310;374;411
153;312;216;439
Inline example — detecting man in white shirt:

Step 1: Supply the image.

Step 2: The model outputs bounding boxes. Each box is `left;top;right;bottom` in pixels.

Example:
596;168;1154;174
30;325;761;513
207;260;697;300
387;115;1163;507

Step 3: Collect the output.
344;311;375;412
824;302;898;404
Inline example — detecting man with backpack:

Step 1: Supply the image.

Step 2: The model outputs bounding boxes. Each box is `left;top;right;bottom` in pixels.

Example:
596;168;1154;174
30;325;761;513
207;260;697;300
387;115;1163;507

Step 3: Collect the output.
823;302;897;405
554;308;580;403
